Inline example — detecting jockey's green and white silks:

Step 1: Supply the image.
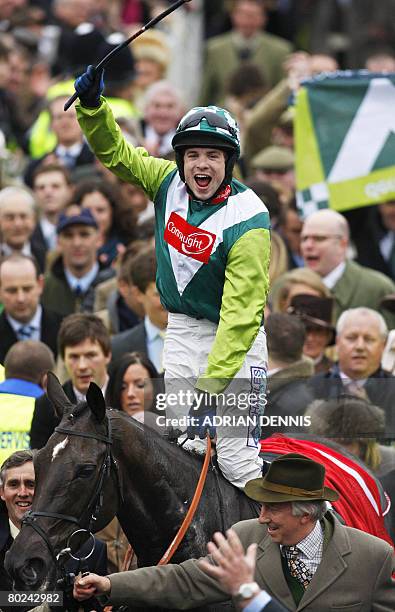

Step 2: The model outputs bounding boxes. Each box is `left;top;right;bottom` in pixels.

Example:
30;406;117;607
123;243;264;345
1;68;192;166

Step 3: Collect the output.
76;99;271;394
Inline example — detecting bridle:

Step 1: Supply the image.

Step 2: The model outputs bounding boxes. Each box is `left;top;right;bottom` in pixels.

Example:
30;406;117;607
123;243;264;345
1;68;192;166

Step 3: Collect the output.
22;409;119;575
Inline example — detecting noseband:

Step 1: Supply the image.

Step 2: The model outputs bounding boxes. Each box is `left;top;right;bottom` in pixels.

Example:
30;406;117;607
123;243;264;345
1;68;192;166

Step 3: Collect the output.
22;411;118;572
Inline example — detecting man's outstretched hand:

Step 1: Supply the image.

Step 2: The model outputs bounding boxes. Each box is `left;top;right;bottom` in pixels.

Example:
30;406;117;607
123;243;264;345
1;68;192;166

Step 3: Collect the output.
198;529;257;595
73;572;111;601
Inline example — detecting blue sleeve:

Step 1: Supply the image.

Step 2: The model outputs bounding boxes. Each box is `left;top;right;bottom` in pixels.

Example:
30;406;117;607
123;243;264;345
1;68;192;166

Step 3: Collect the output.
243;590;273;612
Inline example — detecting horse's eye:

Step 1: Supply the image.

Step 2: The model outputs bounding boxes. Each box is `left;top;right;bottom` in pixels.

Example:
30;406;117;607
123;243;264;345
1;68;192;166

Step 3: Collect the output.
75;464;96;478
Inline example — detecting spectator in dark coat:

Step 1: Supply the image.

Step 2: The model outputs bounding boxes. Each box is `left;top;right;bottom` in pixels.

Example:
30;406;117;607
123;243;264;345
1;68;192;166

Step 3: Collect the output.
309;307;395;440
348;201;395;282
31;163;73;256
30;314;111;449
0;254;63;363
261;313;314;439
41;208;115;317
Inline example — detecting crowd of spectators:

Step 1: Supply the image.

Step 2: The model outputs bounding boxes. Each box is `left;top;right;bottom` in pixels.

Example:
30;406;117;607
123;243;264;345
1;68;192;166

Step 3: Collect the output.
0;0;394;600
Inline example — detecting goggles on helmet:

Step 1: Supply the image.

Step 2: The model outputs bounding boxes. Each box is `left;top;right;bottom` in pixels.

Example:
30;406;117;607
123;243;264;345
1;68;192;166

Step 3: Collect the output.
177;110;238;139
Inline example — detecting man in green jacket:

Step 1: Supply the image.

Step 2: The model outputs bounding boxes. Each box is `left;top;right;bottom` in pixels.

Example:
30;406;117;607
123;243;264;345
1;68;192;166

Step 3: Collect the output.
73;66;271;488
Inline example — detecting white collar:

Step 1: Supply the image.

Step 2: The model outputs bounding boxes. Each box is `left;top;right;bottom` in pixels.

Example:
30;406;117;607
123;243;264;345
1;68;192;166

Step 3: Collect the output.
322;260;346;289
0;242;32;257
281;520;323;558
9;519;20;540
339;370;367;386
56;142;83;158
64;262;99;292
144;125;175;155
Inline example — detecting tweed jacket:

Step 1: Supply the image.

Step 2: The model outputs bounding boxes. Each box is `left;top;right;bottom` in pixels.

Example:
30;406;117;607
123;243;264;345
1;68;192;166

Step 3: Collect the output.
200;31;292;106
332;260;395;329
105;513;394;611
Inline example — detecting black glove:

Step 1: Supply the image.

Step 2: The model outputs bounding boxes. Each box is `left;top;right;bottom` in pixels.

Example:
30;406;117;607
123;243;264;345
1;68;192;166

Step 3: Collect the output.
187;390;217;440
74;65;104;108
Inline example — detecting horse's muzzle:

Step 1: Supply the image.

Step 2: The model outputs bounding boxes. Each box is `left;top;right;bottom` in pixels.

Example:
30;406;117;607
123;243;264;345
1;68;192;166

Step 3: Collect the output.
5;554;47;591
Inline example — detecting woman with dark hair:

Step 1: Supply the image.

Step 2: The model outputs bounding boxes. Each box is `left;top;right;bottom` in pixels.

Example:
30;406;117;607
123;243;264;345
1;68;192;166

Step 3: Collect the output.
74;178;136;266
106;352;161;421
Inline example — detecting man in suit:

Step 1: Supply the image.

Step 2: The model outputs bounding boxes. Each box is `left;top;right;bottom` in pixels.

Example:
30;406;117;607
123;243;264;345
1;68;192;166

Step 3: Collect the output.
73;453;395;611
111;247;168;371
0;186;46;273
141;80;185;158
0;450;108;612
200;0;292;106
300;208;395;328
0;254;63;363
30;313;111;449
31;163;73;255
309;306;395;440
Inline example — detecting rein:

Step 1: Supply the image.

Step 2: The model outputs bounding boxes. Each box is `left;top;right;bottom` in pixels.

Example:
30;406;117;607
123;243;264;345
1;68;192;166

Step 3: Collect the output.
122;435;213;569
158;435;212;565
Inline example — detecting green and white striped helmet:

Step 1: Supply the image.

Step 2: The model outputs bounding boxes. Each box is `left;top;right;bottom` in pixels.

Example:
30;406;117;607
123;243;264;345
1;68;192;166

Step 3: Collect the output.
172;106;240;185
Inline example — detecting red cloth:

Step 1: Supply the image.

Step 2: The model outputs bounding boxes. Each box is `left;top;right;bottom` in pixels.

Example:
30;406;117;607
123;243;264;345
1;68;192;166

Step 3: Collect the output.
260;435;393;548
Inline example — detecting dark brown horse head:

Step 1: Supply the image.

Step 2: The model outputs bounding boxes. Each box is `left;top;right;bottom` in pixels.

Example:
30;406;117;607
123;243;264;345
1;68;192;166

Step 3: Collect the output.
5;372;118;591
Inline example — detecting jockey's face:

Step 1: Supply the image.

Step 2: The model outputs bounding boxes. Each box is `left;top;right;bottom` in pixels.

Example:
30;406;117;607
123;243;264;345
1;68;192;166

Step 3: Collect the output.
258;501;315;546
184;148;226;200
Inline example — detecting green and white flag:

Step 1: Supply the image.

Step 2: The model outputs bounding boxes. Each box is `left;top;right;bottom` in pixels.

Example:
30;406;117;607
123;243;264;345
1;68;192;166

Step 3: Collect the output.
295;72;395;216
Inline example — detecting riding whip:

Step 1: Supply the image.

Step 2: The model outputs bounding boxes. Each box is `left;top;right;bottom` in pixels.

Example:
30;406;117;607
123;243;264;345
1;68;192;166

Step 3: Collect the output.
64;0;192;111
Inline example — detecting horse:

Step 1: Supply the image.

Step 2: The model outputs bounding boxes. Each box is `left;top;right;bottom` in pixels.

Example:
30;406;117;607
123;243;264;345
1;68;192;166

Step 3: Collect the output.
6;374;393;610
5;373;259;610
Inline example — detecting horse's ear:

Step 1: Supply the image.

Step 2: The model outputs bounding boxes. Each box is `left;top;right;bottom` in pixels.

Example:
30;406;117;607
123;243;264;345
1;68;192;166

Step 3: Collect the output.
86;382;106;422
46;371;75;418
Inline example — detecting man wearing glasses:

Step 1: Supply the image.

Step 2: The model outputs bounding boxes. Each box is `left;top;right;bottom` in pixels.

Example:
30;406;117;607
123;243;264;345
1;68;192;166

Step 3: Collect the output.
72;67;271;489
300;208;395;328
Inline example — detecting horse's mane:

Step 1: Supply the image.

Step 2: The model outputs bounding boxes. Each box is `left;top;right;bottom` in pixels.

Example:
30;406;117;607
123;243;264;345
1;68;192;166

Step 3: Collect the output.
107;408;207;469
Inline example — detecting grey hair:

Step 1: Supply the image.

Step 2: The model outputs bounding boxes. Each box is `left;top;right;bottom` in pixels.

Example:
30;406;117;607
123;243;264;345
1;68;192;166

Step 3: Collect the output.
144;79;184;110
336;307;388;340
0;186;36;213
291;500;327;521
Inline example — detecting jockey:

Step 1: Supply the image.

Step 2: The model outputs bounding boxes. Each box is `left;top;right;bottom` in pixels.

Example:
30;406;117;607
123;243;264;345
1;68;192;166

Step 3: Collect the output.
73;67;271;488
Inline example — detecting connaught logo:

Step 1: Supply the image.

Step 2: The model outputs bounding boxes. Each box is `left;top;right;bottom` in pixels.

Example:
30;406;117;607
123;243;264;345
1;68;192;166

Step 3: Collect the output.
164;212;216;264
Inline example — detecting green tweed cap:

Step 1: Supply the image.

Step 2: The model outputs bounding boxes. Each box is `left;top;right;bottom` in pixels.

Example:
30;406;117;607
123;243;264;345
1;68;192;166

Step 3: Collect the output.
251;145;294;171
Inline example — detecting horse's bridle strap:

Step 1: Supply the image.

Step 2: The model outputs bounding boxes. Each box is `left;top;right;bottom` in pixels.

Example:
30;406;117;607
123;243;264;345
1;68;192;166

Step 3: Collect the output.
23;511;80;525
55;426;112;444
